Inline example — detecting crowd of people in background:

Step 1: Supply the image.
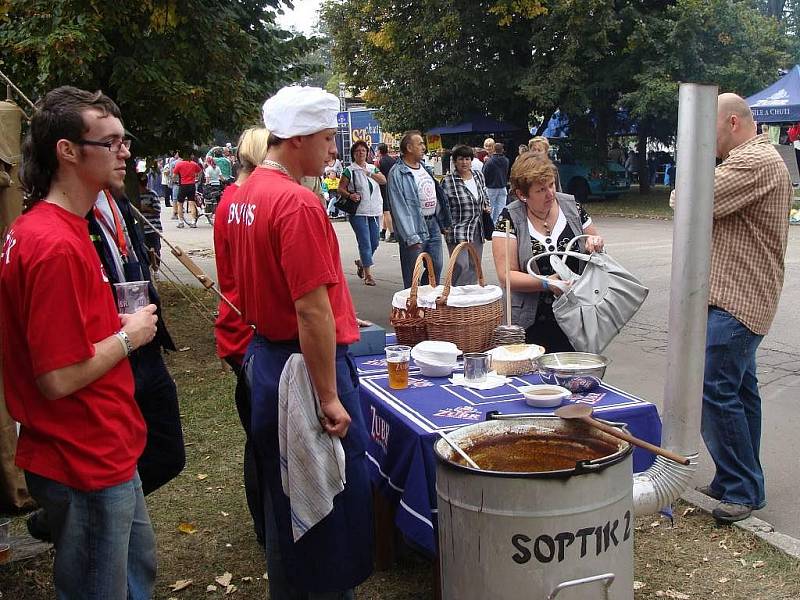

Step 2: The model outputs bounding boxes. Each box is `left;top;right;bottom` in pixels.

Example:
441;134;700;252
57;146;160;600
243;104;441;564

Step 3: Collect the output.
2;82;792;600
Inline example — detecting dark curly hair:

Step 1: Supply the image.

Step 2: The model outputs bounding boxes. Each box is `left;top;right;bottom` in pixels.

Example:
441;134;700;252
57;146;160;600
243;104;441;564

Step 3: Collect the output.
350;140;370;161
21;86;122;209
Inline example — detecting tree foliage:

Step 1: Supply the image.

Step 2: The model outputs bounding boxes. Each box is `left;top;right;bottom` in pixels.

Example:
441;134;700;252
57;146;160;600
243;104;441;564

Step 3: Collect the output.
322;0;793;146
623;0;793;144
0;0;319;154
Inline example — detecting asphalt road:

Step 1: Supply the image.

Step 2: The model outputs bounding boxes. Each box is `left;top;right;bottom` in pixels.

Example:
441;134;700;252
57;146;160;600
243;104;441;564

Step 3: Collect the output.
158;211;800;539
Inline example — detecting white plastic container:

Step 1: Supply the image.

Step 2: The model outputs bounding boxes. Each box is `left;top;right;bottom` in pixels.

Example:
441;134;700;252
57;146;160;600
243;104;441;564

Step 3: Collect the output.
519;384;571;408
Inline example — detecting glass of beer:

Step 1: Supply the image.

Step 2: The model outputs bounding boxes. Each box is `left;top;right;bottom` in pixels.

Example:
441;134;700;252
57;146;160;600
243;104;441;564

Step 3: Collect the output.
385;345;411;389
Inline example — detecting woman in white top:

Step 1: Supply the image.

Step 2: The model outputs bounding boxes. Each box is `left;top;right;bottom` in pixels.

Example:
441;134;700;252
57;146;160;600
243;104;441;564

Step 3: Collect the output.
337;141;387;286
204;156;222;186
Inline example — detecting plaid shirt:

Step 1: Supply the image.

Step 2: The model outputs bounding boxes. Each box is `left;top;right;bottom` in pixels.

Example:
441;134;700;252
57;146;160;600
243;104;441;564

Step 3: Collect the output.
710;133;792;335
441;170;490;244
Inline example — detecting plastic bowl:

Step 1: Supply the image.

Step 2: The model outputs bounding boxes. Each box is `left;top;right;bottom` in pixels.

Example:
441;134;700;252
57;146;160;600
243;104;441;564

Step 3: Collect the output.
412;340;461;365
519;384;571;408
414;357;456;378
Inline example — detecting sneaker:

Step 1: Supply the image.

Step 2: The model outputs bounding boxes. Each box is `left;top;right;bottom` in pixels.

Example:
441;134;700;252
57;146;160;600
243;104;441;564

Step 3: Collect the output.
189;222;197;228
176;222;185;229
695;485;723;500
386;233;397;243
712;502;752;524
26;507;52;543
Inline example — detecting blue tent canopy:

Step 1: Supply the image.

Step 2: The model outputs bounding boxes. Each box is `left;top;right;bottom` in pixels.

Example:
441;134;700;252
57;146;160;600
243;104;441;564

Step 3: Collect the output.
539;109;638;138
426;115;522;135
747;65;800;123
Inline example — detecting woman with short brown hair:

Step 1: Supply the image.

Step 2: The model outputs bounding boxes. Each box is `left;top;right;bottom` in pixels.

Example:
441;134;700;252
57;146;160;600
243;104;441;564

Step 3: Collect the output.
491;154;604;352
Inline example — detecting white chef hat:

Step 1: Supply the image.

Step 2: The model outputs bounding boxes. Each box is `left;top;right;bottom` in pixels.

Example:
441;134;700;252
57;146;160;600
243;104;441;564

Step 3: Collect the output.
262;86;339;139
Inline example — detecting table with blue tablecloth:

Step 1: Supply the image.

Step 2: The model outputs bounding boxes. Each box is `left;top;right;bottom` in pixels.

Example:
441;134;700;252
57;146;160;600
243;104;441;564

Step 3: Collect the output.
354;349;662;558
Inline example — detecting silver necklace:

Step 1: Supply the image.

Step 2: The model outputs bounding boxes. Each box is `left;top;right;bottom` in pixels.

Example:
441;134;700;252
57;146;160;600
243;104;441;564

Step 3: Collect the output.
261;159;291;177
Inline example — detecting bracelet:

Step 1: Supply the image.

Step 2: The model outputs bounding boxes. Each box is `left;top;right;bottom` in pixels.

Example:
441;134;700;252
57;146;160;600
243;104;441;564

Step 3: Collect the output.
115;331;134;357
541;278;549;291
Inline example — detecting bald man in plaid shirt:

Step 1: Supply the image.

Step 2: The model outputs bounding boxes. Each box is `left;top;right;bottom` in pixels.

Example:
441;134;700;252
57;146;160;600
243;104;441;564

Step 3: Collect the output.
688;93;793;523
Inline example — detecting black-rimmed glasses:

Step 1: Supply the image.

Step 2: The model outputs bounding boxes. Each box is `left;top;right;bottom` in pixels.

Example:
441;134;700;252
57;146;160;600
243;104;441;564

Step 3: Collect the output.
76;138;132;153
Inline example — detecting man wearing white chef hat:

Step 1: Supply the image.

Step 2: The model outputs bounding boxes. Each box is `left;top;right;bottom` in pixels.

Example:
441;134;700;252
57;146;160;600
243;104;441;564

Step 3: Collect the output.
225;85;373;599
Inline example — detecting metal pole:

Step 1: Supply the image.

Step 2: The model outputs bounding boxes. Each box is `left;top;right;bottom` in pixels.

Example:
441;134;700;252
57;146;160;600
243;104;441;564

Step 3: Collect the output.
661;83;718;456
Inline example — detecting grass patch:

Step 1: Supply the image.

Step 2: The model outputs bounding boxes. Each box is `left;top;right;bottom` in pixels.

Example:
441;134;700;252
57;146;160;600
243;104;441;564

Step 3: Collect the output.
586;186;674;219
2;284;800;599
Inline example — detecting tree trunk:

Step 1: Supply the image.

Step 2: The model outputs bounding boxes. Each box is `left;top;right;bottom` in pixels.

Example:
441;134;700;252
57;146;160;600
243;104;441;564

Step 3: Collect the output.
766;0;787;19
637;133;650;194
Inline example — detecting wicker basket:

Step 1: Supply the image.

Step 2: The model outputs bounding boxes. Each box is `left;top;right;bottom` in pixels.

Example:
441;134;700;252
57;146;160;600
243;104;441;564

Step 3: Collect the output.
425;242;503;353
389;252;437;347
489;344;545;376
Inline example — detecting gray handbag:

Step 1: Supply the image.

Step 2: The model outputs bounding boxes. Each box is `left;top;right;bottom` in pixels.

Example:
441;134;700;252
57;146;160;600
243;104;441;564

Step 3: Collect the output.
525;235;649;353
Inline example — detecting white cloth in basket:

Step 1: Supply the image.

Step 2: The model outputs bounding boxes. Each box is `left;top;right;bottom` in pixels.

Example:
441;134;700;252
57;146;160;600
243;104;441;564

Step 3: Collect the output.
392;284;503;310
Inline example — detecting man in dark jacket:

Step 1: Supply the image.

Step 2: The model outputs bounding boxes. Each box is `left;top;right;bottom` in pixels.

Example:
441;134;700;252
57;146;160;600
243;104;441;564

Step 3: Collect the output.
88;188;185;496
482;142;510;221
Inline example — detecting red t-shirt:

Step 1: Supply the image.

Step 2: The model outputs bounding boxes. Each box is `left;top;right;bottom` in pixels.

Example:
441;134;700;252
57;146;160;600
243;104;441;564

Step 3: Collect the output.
173;159;202;185
228;167;359;344
213;183;253;364
0;202;144;492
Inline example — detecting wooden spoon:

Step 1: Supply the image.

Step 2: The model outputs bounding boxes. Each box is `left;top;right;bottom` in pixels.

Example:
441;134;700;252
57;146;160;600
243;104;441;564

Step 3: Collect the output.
555;404;690;466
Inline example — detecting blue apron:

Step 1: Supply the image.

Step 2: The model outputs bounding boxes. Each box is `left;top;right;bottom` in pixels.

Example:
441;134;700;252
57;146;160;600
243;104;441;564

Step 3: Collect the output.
244;335;374;593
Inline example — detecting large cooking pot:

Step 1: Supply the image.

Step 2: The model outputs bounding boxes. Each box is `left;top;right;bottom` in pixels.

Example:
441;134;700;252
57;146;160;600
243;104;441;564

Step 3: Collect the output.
435;416;634;600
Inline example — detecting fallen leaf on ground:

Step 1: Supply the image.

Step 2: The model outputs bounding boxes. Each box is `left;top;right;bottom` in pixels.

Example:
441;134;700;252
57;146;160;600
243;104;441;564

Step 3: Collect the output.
177;523;197;534
169;579;193;592
215;572;233;587
682;507;696;516
206;585;217;592
197;473;209;480
242;577;253;583
650;521;661;528
753;560;766;568
634;581;646;590
221;511;229;517
178;347;191;352
225;584;237;595
718;577;730;583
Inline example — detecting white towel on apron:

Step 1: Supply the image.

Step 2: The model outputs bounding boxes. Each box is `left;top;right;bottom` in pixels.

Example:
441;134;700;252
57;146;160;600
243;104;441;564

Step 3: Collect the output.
278;353;347;541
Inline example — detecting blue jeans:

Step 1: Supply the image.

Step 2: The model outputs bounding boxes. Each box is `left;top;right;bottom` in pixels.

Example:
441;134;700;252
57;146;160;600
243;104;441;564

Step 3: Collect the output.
348;215;380;268
25;471;156;600
487;188;507;223
398;216;444;288
701;307;765;508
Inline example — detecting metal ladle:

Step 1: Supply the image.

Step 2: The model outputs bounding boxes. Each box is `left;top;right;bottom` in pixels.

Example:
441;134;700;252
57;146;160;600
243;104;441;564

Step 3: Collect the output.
554;404;690;465
438;431;481;469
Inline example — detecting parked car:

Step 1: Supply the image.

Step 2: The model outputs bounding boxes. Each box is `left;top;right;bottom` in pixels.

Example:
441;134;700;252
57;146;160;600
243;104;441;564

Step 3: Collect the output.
550;140;630;203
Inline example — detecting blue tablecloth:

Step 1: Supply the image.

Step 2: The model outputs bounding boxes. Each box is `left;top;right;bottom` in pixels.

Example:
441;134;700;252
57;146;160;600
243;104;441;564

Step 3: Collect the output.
356;351;662;557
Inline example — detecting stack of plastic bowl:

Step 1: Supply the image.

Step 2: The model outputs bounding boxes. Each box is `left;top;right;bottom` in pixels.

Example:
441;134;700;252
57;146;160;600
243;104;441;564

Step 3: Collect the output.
411;340;461;377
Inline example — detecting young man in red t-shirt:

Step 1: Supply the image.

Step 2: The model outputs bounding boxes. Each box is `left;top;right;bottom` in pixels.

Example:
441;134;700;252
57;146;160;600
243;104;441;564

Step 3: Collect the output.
0;86;159;599
172;151;202;227
227;86;373;598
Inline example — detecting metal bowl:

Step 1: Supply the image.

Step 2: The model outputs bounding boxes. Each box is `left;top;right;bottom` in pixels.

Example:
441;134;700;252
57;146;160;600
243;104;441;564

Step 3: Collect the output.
535;352;610;393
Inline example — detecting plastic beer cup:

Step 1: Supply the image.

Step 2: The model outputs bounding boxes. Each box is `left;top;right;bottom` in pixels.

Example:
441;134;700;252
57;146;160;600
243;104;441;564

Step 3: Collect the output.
385;345;411;389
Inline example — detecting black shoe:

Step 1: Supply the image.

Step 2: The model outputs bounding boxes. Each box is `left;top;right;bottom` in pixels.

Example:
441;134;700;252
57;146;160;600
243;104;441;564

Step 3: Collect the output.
380;229;386;240
712;502;752;524
695;485;723;500
26;507;52;543
386;233;397;243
